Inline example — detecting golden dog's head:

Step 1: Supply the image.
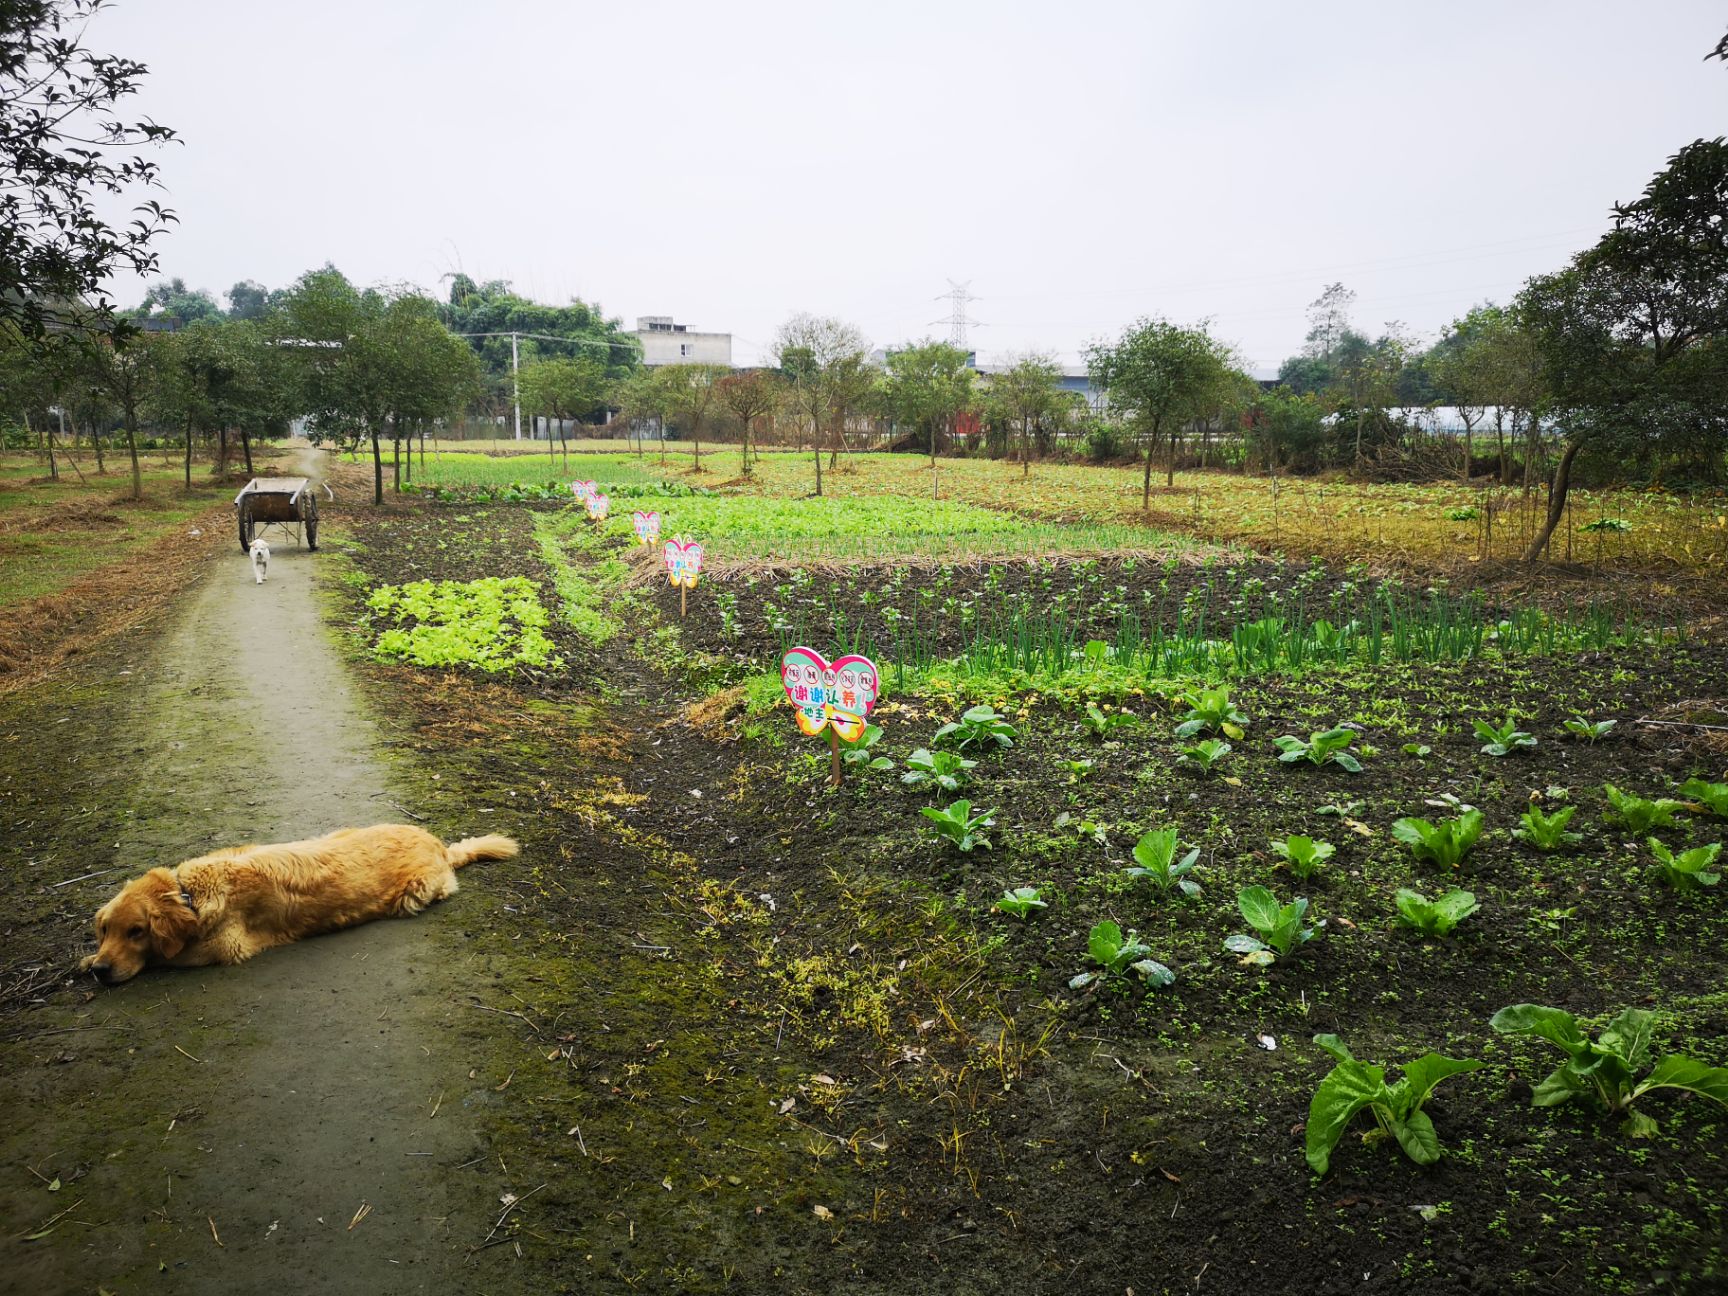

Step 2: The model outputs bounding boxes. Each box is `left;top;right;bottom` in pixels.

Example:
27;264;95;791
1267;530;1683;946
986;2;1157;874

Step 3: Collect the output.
81;869;198;985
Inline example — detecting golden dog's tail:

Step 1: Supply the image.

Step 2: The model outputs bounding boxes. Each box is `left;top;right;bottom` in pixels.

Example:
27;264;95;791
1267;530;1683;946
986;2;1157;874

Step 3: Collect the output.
446;834;520;869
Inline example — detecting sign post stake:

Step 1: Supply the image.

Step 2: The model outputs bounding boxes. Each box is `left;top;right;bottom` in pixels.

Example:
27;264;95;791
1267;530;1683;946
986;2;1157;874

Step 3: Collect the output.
828;728;842;787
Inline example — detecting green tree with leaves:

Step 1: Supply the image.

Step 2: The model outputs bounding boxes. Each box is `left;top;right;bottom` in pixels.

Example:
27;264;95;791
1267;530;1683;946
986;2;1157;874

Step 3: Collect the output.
652;363;728;472
1;0;177;341
1086;317;1234;504
519;354;608;470
1516;138;1728;558
992;353;1061;478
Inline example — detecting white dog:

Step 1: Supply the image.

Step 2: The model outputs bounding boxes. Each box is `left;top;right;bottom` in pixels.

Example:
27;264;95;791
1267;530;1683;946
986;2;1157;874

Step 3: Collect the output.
249;536;271;584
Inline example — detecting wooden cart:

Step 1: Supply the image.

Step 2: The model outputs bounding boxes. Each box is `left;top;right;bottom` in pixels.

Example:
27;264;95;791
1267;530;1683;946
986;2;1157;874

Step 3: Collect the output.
233;476;320;554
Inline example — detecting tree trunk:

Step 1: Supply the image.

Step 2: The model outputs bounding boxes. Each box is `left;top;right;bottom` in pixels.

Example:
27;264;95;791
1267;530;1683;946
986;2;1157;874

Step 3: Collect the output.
1522;438;1581;562
392;431;401;492
1462;420;1472;482
43;415;58;480
1493;411;1507;486
813;411;824;497
184;418;193;488
239;423;254;475
123;399;142;501
371;427;384;505
1141;424;1157;510
90;415;105;474
1354;408;1366;465
1166;425;1177;488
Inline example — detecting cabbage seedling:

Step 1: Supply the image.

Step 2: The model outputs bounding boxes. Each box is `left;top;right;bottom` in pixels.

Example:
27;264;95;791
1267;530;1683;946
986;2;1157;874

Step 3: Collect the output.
1514;803;1581;852
1603;784;1686;833
1680;778;1728;818
1082;703;1140;739
1274;727;1362;773
921;800;995;853
1474;716;1537;757
1562;716;1616;742
1069;920;1174;990
1174;686;1248;740
1178;738;1231;775
1394;887;1479;936
934;705;1016;752
1490;1004;1728;1137
1647;838;1721;890
837;724;893;771
1392;810;1485;870
1305;1034;1482;1174
1124;828;1200;897
1224;885;1319;964
1271;835;1335;879
902;748;976;794
995;886;1047;919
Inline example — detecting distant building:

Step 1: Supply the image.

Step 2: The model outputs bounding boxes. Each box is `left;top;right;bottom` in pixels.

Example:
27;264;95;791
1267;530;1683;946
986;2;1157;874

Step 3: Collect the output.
972;360;1106;412
626;316;732;367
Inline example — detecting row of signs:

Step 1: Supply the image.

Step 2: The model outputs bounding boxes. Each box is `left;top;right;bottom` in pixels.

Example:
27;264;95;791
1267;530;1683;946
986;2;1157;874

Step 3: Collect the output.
568;481;881;769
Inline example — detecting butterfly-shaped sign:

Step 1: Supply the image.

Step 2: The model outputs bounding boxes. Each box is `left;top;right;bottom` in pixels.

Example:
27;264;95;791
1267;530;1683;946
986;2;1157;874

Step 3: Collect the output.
570;479;598;502
779;647;880;742
586;491;610;522
664;536;703;589
632;510;661;546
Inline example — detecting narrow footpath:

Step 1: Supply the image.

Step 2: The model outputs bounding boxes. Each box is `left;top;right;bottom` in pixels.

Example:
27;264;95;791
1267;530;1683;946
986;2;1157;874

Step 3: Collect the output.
0;449;516;1295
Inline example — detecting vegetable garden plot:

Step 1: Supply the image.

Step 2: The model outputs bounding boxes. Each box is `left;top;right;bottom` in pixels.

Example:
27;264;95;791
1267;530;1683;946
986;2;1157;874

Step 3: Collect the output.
340;497;1728;1293
662;551;1671;688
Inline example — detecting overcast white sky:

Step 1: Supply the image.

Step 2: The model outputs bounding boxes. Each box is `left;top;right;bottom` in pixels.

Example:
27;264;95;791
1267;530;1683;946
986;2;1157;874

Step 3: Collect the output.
93;1;1725;372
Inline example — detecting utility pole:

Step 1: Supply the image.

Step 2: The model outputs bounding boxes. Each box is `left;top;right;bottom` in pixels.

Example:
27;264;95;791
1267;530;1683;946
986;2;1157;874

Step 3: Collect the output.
452;329;643;443
511;332;521;441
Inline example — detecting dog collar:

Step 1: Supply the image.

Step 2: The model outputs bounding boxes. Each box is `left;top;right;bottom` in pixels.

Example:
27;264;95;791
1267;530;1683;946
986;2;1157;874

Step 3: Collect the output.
173;873;197;915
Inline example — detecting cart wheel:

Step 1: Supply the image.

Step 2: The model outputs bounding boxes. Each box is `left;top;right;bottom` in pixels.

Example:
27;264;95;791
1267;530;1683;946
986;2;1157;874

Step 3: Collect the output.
305;496;319;551
238;503;254;553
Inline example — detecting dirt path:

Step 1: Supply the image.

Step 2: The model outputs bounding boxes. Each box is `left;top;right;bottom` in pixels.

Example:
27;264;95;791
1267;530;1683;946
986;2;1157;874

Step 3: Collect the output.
0;448;512;1294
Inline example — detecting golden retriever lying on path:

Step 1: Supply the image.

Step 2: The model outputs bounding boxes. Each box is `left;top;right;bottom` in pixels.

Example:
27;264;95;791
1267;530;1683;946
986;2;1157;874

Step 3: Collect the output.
81;824;519;985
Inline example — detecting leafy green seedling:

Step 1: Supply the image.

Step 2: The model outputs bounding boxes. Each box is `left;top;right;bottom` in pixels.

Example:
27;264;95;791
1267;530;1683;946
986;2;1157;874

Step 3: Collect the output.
1082;702;1140;739
1316;799;1365;818
1124;828;1201;897
1473;716;1536;757
1069;920;1173;990
1178;738;1231;775
1490;1004;1728;1137
1562;716;1616;742
921;800;995;853
1053;811;1107;846
1580;517;1631;533
1514;803;1581;852
837;724;894;770
1603;784;1686;833
1392;810;1485;870
995;886;1047;919
1274;727;1362;773
1224;885;1319;965
1647;838;1721;889
1394;888;1479;937
1062;758;1094;782
1305;1034;1482;1174
934;705;1016;752
901;748;976;794
1174;686;1248;740
1680;778;1728;818
1402;743;1433;758
1271;835;1335;880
